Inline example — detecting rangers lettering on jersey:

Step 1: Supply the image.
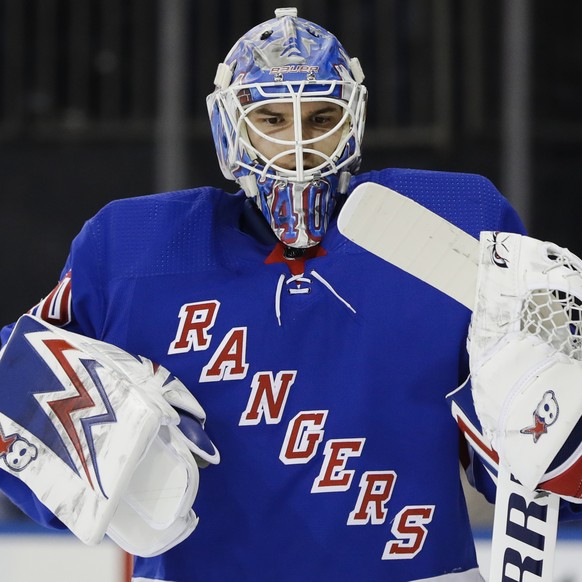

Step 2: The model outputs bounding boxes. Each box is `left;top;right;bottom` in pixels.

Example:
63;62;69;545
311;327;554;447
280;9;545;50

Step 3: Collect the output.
169;300;220;353
167;299;438;562
312;438;365;492
348;471;396;525
200;327;249;381
383;505;435;559
280;411;328;465
240;371;297;425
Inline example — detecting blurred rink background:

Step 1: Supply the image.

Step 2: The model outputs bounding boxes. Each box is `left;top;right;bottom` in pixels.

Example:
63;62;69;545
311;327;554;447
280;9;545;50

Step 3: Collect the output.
1;1;582;580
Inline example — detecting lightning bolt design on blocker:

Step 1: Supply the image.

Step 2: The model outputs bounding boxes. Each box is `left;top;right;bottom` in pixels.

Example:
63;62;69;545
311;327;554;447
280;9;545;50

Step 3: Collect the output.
30;336;117;497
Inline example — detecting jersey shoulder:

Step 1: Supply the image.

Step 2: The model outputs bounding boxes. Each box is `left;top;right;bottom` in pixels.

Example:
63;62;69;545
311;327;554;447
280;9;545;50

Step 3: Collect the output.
354;167;525;237
94;186;243;232
79;187;246;277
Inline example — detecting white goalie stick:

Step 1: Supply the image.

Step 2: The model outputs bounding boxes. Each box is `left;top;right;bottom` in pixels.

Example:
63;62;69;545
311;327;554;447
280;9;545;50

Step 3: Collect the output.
337;182;560;582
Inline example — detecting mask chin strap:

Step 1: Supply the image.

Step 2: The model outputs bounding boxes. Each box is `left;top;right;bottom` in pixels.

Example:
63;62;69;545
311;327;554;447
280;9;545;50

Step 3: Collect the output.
283;246;307;259
238;175;260;198
337;170;351;195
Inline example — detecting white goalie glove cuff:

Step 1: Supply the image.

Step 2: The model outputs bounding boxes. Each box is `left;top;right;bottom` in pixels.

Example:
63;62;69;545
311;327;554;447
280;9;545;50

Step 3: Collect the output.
0;315;219;556
106;366;220;557
106;424;201;557
469;232;582;500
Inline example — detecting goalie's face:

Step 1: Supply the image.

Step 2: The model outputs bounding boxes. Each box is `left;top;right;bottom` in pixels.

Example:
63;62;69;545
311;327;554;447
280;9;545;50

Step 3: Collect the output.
245;101;346;173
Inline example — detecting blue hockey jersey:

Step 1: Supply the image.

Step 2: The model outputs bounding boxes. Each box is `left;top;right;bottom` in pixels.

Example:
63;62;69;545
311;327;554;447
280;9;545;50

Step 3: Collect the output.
1;168;527;581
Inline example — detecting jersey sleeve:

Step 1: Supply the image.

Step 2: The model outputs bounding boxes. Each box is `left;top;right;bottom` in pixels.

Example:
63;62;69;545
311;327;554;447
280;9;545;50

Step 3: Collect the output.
353;167;528;240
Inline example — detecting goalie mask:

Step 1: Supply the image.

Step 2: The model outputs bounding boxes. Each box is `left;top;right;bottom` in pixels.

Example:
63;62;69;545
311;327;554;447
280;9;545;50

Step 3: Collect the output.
207;7;367;248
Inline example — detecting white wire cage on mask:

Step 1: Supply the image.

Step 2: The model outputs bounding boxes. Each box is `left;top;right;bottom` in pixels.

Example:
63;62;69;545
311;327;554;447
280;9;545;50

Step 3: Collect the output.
213;78;367;185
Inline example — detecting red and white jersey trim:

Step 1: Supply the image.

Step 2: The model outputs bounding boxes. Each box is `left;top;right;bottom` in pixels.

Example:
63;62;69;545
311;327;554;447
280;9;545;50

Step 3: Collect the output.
28;270;73;326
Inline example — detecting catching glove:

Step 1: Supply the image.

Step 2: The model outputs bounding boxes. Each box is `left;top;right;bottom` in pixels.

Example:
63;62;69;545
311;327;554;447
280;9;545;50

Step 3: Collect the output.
469;232;582;502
